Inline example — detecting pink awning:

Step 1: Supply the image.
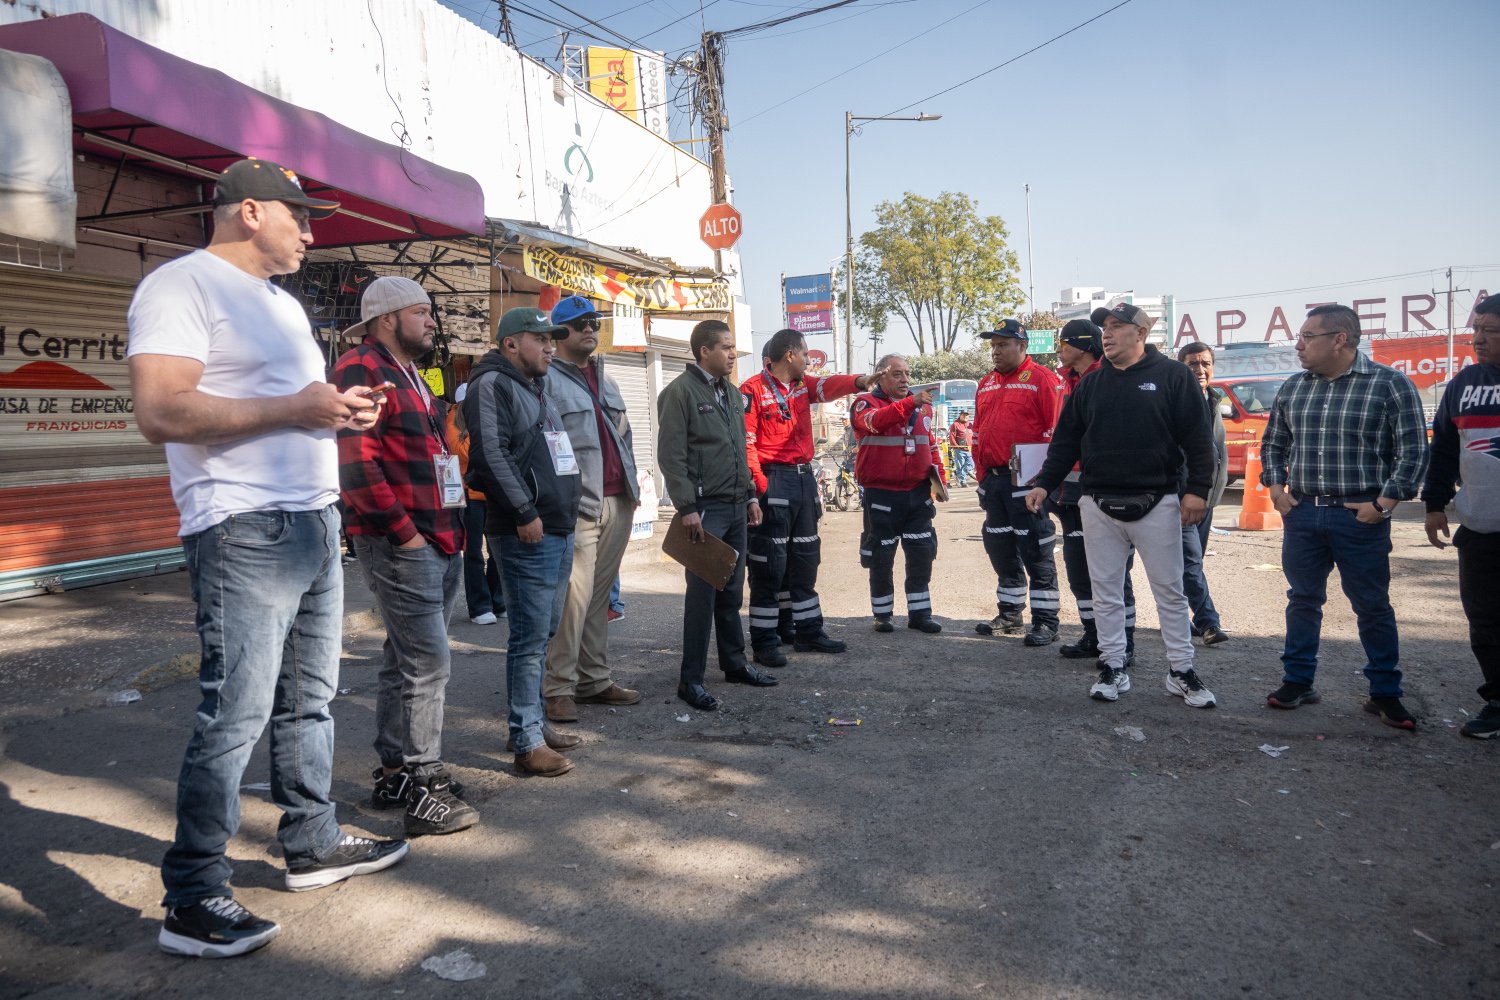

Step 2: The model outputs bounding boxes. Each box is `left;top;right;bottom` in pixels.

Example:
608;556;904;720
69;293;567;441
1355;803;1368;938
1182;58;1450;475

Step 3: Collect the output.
0;13;485;244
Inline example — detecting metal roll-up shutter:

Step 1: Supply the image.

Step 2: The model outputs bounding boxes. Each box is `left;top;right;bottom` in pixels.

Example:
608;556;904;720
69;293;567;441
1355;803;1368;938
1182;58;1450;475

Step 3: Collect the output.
0;266;183;600
602;352;652;484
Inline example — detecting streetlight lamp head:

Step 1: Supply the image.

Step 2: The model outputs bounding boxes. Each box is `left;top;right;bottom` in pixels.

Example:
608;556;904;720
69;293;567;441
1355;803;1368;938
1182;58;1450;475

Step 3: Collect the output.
916;113;942;121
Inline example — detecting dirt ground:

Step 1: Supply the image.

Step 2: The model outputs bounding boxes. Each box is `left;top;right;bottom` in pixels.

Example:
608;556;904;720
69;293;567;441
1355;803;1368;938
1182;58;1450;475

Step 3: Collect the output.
1;486;1496;999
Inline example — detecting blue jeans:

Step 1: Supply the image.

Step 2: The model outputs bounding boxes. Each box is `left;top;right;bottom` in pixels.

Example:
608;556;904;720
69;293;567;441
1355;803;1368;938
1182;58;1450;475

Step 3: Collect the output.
1181;511;1220;631
463;499;504;617
352;536;462;773
493;531;574;753
609;574;625;614
1280;501;1402;697
951;447;974;484
162;506;344;906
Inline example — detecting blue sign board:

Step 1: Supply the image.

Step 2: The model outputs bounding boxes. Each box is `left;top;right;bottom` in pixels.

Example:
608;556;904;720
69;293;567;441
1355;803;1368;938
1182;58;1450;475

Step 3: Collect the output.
783;273;834;334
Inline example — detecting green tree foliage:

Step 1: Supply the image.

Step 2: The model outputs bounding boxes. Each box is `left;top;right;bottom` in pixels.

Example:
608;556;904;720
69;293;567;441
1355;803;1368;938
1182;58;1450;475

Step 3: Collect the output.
851;191;1024;354
908;344;991;383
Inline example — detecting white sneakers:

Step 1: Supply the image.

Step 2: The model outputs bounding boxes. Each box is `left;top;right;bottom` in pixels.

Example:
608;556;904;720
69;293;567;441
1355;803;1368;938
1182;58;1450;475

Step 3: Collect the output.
1166;668;1217;708
1090;666;1131;701
1089;665;1218;708
470;611;497;625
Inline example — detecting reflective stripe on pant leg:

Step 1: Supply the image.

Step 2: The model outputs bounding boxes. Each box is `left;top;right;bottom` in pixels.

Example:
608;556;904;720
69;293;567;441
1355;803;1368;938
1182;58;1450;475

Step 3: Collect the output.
901;489;937;616
863;489;901;618
787;470;824;635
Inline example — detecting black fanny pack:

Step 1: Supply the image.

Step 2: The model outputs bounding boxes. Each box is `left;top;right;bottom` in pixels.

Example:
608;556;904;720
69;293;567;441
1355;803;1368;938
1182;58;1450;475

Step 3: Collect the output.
1092;492;1164;522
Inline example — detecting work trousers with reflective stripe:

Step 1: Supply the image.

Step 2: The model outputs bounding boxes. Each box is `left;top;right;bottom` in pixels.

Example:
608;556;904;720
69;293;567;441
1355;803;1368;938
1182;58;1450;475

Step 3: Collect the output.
978;469;1059;627
859;485;937;621
748;465;823;647
1056;502;1135;641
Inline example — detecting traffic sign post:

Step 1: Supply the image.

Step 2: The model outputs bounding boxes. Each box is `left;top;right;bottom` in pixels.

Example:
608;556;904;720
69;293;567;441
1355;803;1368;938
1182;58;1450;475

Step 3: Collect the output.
700;202;743;251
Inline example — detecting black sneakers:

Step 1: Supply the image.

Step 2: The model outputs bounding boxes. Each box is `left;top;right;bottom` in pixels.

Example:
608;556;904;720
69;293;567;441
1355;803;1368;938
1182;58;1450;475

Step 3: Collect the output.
285;834;409;892
1461;702;1500;739
1267;682;1321;709
371;765;465;809
405;773;479;837
158;896;280;958
1364;696;1417;731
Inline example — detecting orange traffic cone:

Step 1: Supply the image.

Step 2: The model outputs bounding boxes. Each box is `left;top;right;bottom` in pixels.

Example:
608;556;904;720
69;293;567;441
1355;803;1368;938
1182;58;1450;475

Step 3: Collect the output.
1238;445;1283;530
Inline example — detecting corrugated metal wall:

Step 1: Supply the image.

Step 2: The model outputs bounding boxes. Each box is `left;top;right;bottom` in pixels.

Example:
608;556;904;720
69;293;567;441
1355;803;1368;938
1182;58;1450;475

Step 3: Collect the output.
0;266;181;599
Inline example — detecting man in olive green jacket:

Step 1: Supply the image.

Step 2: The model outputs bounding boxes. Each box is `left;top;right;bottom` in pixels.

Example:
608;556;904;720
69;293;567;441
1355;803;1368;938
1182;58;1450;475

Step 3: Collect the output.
657;320;774;711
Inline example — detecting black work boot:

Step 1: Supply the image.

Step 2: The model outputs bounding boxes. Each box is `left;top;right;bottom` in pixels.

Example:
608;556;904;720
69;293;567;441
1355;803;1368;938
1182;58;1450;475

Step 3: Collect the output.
1059;625;1099;659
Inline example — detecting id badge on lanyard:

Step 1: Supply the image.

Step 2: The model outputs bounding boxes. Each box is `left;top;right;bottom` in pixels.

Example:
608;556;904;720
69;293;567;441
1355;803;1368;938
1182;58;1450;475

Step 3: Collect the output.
434;453;466;508
544;431;579;476
904;437;917;456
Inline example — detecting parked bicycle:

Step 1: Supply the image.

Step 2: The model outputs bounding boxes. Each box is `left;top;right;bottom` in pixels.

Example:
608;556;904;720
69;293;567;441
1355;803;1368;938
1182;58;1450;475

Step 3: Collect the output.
813;452;861;512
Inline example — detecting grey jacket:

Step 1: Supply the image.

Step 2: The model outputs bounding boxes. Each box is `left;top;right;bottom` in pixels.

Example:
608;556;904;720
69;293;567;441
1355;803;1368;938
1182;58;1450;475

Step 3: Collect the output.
544;355;639;520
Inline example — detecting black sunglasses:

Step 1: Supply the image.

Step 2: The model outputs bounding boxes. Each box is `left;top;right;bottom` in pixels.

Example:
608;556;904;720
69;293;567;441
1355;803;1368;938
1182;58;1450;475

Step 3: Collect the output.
570;318;600;330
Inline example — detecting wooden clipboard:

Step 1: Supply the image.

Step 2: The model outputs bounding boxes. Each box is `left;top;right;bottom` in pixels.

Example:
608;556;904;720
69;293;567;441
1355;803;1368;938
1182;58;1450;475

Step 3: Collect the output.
663;515;740;590
928;466;949;503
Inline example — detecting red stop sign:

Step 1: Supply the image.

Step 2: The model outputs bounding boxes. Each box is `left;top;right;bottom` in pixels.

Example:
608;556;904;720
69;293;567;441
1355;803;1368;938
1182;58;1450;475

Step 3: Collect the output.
700;202;743;250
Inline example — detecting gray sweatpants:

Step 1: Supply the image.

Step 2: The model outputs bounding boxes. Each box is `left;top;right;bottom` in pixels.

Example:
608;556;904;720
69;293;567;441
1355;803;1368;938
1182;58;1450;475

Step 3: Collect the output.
1080;494;1195;674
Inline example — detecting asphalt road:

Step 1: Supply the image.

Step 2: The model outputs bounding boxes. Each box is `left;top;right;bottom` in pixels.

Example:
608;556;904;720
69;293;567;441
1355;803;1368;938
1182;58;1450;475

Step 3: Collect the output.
1;487;1496;998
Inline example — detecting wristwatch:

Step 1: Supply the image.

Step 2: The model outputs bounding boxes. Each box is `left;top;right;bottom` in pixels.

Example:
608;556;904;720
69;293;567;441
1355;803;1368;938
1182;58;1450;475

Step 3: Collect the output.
1373;498;1394;519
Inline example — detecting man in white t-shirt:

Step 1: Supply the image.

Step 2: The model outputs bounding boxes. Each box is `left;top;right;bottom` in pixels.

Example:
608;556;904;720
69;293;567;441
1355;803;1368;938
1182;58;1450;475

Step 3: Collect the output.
127;159;408;959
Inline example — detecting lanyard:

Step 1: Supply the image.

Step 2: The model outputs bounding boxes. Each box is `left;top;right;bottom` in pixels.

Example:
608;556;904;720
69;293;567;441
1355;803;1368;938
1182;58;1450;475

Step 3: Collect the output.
762;366;793;421
377;344;447;451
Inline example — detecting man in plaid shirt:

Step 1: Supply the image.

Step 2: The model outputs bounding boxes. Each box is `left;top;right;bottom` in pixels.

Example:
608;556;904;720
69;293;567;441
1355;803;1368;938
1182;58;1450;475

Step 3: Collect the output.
1259;304;1429;729
333;276;477;836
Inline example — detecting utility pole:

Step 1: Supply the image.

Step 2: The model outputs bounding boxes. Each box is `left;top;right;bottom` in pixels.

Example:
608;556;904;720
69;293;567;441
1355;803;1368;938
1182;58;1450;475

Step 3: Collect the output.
870;331;883;367
698;32;731;329
497;0;516;43
1447;266;1455;383
1024;183;1035;317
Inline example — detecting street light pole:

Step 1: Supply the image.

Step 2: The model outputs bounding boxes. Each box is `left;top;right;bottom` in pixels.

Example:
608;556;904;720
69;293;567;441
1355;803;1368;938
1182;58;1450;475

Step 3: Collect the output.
844;110;941;371
1024;183;1035;317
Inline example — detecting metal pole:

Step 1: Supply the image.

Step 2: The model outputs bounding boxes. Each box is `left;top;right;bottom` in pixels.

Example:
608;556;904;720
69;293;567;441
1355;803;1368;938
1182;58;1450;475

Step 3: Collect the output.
844;111;854;374
1024;183;1034;317
1447;266;1455;383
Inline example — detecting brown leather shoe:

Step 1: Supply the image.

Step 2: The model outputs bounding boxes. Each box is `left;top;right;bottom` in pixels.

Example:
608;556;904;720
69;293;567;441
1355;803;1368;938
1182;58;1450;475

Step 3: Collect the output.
505;724;582;752
544;695;578;722
575;683;641;706
514;744;574;777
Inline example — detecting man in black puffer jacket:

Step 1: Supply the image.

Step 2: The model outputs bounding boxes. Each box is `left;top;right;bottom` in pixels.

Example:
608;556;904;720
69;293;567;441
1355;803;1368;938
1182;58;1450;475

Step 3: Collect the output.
464;307;583;778
1028;303;1217;709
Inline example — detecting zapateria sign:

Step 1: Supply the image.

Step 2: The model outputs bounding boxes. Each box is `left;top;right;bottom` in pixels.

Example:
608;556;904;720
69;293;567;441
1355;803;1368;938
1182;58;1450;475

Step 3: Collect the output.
523;247;731;313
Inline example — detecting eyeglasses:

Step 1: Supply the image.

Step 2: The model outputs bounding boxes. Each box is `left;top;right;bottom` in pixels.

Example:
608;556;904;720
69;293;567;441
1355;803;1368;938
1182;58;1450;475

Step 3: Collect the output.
1295;332;1341;344
570;318;600;331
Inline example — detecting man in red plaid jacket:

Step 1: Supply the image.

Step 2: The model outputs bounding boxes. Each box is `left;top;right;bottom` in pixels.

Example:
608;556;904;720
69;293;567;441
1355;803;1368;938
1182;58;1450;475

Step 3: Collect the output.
333;276;476;839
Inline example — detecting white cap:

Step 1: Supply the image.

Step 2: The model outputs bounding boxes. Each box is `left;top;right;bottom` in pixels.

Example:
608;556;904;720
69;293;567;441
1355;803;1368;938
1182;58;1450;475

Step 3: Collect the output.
340;276;430;338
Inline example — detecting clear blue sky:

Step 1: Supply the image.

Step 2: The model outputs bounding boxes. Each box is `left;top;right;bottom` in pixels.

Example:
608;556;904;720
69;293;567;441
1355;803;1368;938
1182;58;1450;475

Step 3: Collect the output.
440;0;1499;361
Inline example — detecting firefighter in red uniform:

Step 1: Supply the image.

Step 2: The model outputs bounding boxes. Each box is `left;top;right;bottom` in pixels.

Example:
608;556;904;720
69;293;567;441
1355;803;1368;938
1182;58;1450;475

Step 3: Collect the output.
742;328;872;666
1053;318;1136;662
972;319;1066;645
850;354;946;633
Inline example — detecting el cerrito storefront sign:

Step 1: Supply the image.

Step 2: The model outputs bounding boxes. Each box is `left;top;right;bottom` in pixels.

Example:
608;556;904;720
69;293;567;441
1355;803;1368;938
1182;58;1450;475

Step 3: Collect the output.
0;325;136;435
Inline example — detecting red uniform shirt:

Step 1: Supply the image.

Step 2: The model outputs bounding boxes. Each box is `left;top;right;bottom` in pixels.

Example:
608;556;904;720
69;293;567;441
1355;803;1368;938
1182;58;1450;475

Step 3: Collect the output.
972;355;1065;473
1061;356;1102;398
850;390;945;491
741;369;861;493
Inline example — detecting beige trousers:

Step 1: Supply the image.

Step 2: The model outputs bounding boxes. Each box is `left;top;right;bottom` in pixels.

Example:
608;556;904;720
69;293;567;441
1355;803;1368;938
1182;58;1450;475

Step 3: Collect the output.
543;494;634;698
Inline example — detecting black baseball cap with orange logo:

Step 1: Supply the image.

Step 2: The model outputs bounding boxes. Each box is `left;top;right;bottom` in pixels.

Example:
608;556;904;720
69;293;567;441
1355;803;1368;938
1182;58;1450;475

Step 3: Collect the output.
212;158;340;218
